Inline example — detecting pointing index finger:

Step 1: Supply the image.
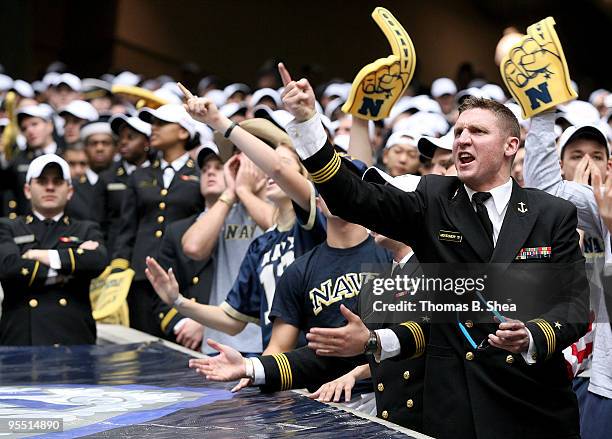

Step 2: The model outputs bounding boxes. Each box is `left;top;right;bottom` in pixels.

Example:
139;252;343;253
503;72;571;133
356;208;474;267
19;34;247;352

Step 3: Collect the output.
278;63;292;87
177;82;195;100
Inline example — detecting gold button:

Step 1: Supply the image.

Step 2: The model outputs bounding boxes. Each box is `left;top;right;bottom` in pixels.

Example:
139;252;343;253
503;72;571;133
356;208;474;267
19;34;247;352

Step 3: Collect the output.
77;248;84;255
159;202;166;210
59;298;68;306
29;299;38;308
377;383;384;392
8;200;16;208
155;230;163;238
406;399;414;408
192;276;199;285
381;410;389;420
21;267;29;276
531;352;537;361
465;320;474;328
506;355;514;364
160;189;168;196
465;352;474;361
158;312;164;319
403;371;410;380
8;213;17;219
157;215;165;224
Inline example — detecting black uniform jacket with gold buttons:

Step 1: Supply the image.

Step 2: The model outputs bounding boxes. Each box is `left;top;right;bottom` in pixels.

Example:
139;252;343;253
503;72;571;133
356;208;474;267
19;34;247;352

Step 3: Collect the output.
300;141;589;439
359;256;426;431
153;214;214;339
65;175;105;224
112;158;204;281
0;214;108;345
98;161;133;255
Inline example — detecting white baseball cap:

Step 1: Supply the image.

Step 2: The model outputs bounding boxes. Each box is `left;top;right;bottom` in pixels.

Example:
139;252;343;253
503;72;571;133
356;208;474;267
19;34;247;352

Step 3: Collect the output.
80;120;113;141
12;79;34;98
17;104;53;124
196;141;221;168
385;130;420;150
323;83;351;101
480;84;506;103
223;83;250;100
392;112;449;137
324;97;345;120
113;71;141;87
418;129;455;159
252;105;293;130
362;167;420;192
59;100;99;122
431;78;457;98
0;74;13;91
250;88;282;108
110;113;151;137
220;102;247;119
557;100;601;126
26;154;72;185
558;124;610;157
53;73;81;92
205;89;227;108
138;104;197;138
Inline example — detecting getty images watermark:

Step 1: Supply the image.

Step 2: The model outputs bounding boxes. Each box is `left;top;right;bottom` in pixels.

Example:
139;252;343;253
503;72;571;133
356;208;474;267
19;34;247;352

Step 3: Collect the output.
357;262;591;325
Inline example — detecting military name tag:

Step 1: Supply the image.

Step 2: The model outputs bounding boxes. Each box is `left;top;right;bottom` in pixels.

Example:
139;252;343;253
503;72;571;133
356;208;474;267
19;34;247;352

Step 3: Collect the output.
107;183;127;191
13;234;35;244
438;230;462;243
138;179;157;188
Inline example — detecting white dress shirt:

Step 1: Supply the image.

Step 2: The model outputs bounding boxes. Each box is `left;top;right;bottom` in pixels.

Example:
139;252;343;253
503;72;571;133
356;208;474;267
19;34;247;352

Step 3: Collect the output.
160;153;189;188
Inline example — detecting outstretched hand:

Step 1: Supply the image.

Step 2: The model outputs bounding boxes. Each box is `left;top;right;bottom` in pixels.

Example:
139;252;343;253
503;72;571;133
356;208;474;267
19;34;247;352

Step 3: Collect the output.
306;305;370;357
145;256;180;306
189;339;248;388
278;63;316;123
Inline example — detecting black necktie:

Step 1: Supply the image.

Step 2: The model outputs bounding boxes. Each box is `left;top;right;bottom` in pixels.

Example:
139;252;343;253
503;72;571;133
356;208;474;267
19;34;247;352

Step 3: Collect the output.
472;192;494;248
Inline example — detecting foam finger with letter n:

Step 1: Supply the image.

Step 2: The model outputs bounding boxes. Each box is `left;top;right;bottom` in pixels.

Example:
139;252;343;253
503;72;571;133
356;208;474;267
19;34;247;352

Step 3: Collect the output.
342;7;416;121
500;17;577;119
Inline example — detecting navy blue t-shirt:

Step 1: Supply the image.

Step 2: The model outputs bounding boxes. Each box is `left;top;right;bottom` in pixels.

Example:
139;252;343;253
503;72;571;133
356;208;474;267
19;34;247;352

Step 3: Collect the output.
221;192;326;348
269;235;392;333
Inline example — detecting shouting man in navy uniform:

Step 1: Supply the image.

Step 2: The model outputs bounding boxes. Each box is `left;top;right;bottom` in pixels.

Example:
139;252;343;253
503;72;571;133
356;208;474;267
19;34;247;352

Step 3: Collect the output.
0;154;108;345
186;65;589;439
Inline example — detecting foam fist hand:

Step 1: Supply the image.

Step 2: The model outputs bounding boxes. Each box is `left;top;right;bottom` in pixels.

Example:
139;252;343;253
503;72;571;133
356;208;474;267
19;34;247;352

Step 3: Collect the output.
278;63;316;123
500;17;577;119
341;7;416;121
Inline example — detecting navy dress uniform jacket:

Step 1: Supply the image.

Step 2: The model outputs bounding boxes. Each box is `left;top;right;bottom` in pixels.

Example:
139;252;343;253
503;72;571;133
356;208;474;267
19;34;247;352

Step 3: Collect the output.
300;142;589;439
0;214;108;345
98;161;133;255
112;158;204;280
154;214;214;340
65;175;105;224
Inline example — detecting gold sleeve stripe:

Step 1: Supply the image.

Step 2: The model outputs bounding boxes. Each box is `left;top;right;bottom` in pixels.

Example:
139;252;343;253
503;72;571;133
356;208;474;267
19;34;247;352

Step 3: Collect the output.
272;354;290;390
309;151;339;179
530;319;556;358
278;353;292;390
160;308;178;333
310;152;341;184
28;261;40;287
68;248;76;273
400;321;425;358
408;322;425;357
